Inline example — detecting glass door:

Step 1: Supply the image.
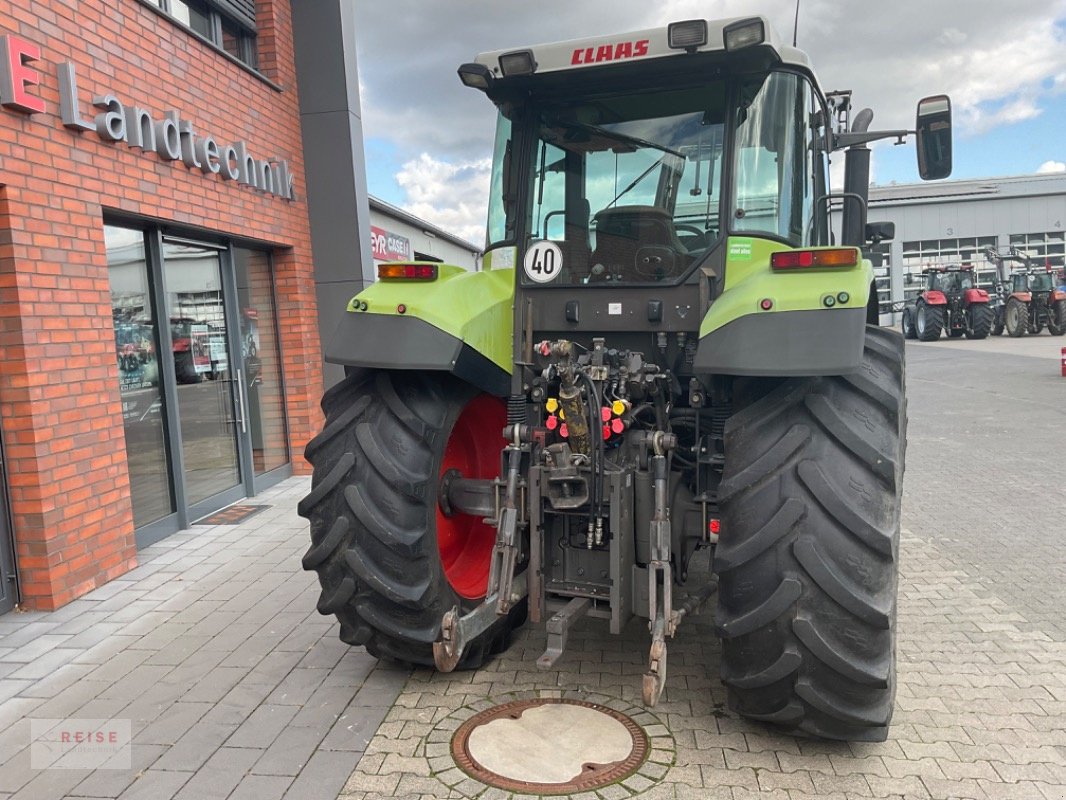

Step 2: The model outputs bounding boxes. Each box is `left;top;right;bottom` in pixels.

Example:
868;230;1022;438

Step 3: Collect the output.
106;226;176;529
161;240;243;511
233;247;290;478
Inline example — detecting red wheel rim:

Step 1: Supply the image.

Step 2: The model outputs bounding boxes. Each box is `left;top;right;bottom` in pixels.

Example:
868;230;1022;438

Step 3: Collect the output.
436;394;506;600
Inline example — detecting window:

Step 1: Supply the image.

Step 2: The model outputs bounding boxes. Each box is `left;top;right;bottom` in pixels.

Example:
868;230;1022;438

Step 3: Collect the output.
490;84;727;285
171;0;213;39
148;0;258;69
733;71;826;246
1009;231;1065;271
486;112;514;250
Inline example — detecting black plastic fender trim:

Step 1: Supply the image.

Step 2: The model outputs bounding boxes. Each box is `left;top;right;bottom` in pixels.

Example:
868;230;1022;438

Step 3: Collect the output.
694;307;867;376
324;312;511;396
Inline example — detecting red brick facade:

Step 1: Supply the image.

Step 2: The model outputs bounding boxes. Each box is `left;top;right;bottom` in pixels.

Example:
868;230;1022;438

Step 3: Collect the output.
0;0;322;609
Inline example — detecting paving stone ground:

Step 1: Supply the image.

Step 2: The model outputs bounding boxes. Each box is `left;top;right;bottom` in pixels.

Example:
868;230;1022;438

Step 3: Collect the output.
0;333;1064;799
0;479;408;800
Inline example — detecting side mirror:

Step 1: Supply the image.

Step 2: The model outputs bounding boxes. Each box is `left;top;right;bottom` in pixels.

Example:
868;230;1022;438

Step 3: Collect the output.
916;95;952;180
865;220;895;244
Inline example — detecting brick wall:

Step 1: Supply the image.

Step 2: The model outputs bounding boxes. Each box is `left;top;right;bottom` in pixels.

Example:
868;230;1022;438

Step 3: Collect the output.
0;0;322;609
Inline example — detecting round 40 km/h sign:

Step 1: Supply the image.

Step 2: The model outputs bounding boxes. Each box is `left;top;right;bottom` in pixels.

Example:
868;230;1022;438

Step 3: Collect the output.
523;241;563;283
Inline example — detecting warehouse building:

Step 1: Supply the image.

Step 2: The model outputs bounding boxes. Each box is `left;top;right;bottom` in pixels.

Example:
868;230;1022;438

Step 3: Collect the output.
842;173;1066;319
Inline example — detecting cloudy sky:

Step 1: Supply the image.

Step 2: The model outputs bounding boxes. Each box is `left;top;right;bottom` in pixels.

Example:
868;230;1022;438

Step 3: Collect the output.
352;1;1066;244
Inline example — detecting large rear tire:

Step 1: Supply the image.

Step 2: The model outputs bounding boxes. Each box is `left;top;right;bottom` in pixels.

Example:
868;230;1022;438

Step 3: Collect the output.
915;304;943;341
714;325;904;742
1048;300;1066;336
965;304;993;339
900;308;917;340
298;370;525;667
1005;298;1029;337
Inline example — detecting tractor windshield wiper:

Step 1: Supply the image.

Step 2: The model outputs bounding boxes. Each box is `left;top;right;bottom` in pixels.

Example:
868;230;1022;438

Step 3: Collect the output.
550;118;684;159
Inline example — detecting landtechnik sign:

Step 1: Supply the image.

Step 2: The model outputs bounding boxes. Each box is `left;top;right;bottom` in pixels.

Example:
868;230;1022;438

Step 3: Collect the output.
0;34;295;200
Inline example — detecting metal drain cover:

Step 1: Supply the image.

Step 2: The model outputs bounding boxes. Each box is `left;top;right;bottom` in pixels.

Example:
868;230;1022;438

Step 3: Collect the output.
451;698;649;794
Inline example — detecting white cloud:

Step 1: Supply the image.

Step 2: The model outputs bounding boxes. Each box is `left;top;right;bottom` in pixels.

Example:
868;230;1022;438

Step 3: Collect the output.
395;153;492;246
938;27;968;46
1037;160;1066;174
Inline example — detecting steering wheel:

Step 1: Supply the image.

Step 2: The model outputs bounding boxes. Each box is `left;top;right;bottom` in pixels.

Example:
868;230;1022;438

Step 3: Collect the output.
675;224;712;251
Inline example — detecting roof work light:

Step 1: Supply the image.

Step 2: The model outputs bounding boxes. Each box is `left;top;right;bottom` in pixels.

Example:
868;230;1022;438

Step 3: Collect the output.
723;18;765;51
457;63;494;90
499;50;537;76
667;20;708;51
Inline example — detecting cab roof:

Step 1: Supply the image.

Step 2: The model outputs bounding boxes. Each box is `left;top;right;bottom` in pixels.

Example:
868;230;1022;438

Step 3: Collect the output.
472;16;814;81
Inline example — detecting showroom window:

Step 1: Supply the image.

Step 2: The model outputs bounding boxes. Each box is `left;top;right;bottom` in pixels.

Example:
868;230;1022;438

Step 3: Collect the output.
143;0;258;69
105;222;290;546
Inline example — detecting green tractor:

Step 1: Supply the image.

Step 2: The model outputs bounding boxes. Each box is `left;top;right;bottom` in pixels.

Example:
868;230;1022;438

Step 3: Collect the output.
299;16;952;742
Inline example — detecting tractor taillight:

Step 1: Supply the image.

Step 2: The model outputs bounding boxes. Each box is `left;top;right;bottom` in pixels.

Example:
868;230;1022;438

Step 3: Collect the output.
771;248;859;271
378;263;438;281
709;518;721;535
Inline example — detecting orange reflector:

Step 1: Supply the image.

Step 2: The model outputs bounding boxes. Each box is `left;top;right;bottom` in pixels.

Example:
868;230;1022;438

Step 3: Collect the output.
771;248;858;270
378;263;438;280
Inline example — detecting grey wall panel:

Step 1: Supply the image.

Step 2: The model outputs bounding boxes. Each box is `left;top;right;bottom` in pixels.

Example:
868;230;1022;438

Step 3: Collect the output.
315;280;364;387
292;0;376;390
299;112;375;285
974;202;995;237
291;1;362;114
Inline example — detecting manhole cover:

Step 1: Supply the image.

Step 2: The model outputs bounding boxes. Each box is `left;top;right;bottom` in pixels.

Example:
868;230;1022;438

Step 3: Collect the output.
451;698;649;794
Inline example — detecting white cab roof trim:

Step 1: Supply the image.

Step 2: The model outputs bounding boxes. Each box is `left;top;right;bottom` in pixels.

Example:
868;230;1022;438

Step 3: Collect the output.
473;16;813;78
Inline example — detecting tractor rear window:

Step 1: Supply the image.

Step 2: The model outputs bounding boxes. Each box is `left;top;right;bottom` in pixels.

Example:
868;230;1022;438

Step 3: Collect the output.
518;83;726;285
733;71;828;247
1031;273;1054;292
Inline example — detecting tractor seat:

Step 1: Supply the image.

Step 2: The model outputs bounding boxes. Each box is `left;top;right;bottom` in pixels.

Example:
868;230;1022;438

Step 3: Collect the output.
589;206;692;282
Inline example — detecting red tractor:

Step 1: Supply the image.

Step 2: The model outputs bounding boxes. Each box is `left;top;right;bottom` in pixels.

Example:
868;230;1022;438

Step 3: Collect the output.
986;246;1066;336
901;265;992;341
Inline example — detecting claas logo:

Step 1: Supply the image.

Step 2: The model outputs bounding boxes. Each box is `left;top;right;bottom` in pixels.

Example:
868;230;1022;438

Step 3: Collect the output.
571;39;650;66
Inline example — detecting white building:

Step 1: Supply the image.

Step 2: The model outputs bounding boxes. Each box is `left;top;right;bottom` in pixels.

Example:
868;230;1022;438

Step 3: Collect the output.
368;197;482;269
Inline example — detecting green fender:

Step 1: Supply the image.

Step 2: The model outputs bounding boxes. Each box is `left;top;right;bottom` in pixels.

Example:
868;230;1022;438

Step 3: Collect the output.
325;264;514;396
694;238;875;376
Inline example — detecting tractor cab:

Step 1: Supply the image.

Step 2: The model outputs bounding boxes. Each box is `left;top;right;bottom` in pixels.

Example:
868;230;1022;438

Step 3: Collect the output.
474;29;829;296
1029;272;1055;294
460;17;950;376
924;267;973;294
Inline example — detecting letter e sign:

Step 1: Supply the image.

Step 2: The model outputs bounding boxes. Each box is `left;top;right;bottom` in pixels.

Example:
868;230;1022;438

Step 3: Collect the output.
0;35;46;114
